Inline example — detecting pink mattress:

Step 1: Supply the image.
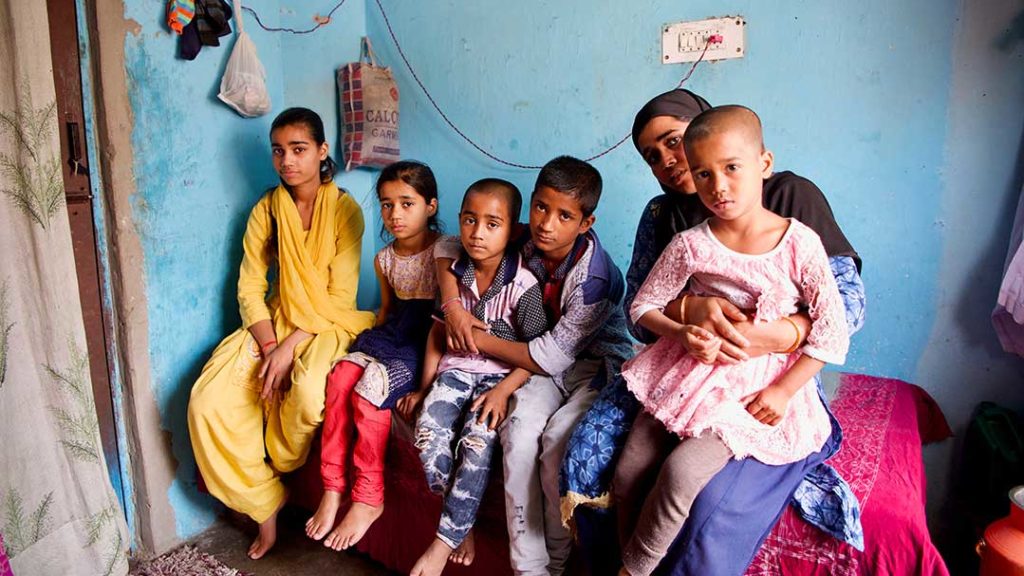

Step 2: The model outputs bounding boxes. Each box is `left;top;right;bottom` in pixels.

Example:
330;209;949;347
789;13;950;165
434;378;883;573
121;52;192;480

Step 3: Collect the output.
284;373;950;575
745;374;951;575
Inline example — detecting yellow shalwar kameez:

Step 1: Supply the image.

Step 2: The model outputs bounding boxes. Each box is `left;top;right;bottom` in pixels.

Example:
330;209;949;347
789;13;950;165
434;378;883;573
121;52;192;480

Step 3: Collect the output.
188;182;375;523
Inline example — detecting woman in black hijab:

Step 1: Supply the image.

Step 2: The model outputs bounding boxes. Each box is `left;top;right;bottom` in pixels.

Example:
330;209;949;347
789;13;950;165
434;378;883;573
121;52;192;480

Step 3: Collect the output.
627;88;860;349
561;89;866;575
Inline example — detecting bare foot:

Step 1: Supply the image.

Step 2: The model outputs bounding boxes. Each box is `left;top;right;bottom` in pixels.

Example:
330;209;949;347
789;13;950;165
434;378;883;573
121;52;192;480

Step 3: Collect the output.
305;490;343;541
247;500;285;560
410;537;453;576
324;501;384;551
449;529;475;565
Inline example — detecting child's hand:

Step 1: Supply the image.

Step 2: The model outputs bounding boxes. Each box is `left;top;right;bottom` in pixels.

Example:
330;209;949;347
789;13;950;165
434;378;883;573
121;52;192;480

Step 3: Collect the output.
741;385;794;426
259;344;294;400
470;387;512;431
445;305;488;353
685;296;750;349
397;390;426;422
677;324;726;365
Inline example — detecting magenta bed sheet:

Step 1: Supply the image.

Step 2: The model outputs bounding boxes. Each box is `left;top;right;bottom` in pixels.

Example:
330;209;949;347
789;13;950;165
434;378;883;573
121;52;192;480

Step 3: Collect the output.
746;374;951;576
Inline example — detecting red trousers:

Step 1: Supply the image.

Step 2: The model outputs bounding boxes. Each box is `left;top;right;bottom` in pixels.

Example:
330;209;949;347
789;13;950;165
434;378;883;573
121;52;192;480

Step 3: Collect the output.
320;360;391;506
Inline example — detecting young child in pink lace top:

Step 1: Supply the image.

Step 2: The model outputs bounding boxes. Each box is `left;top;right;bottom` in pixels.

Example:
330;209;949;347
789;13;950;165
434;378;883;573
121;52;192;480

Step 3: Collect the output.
614;106;849;576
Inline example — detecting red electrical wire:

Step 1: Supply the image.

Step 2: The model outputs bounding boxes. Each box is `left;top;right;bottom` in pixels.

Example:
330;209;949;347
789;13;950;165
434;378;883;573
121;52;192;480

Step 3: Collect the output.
372;0;716;169
244;0;718;169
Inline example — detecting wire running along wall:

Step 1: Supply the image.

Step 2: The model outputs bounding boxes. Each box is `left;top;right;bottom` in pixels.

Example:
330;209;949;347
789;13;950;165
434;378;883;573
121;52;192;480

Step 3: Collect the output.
241;1;717;169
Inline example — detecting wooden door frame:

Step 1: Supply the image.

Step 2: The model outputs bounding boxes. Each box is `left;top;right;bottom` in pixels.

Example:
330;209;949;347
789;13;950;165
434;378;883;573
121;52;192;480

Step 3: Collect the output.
69;0;188;558
46;0;129;528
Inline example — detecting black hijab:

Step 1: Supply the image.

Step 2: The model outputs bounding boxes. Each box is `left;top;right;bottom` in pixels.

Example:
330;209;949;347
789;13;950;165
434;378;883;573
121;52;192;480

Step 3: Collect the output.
631;89;860;270
631;89;713;251
631;88;712;153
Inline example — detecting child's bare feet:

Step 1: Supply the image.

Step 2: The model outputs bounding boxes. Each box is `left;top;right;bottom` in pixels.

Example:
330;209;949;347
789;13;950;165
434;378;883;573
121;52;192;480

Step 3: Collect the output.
410;537;453;576
247;499;285;560
449;530;475;566
324;501;384;551
305;490;342;541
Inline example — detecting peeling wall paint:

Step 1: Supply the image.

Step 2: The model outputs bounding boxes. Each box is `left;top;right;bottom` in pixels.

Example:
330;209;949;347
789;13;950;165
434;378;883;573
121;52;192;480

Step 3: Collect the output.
75;0;137;543
120;0;371;541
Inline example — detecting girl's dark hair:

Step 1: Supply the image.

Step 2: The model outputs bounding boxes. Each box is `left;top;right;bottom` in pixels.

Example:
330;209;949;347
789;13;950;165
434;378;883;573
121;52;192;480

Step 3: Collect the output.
270;107;337;183
376;160;442;239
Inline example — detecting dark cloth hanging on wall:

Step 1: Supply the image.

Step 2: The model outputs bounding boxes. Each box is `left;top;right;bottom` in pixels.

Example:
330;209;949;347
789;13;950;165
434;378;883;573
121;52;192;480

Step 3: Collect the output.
180;0;233;60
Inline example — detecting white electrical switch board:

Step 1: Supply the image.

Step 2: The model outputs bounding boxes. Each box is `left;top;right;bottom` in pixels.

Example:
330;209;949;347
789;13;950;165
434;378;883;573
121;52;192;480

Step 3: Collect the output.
662;16;745;64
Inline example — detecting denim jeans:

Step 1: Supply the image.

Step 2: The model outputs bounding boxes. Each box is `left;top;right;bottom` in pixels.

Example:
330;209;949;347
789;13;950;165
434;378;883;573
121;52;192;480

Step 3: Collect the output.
415;369;503;549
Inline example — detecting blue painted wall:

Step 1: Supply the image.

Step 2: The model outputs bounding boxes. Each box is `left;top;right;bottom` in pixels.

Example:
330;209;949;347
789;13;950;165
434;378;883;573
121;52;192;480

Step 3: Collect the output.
121;0;371;539
365;0;961;373
364;0;1024;545
120;0;1024;548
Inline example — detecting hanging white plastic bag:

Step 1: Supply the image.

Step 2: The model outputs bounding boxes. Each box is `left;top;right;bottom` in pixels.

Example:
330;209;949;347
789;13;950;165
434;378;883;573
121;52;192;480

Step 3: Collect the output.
217;0;270;117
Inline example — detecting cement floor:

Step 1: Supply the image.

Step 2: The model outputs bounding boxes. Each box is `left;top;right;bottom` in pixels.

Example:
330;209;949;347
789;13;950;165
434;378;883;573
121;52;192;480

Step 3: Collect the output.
190;506;395;576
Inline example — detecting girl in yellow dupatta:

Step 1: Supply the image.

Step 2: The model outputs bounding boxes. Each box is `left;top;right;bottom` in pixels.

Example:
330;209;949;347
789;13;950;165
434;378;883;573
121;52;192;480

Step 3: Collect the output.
188;108;375;559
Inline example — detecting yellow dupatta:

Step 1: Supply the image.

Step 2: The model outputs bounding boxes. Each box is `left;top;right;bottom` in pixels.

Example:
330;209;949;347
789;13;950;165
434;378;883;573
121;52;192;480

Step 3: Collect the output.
270;182;374;336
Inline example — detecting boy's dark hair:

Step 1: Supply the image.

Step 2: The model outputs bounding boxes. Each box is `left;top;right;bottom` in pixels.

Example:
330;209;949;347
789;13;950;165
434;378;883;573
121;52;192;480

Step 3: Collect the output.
463;178;522;222
534;155;602;217
376;160;442;238
270;107;337;183
683;105;765;152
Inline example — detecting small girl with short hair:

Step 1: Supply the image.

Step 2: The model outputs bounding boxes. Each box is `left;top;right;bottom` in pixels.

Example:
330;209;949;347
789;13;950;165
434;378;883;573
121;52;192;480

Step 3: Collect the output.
305;160;453;551
615;105;850;576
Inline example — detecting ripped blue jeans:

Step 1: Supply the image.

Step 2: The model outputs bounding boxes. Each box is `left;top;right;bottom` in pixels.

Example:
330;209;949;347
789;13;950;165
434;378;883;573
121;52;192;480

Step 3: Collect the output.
415;369;503;549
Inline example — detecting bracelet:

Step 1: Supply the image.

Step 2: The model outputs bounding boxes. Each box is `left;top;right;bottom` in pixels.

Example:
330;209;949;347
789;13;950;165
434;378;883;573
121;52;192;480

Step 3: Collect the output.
678;294;689;325
440;296;461;312
260;340;278;354
781;317;801;354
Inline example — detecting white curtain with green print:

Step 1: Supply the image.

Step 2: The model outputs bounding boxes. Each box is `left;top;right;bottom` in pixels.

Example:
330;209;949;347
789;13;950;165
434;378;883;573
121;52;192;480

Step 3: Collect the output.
0;1;129;574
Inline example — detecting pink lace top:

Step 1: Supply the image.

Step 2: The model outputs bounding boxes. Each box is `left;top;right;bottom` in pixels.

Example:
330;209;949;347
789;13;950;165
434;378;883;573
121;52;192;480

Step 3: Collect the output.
377;235;458;300
621;220;849;465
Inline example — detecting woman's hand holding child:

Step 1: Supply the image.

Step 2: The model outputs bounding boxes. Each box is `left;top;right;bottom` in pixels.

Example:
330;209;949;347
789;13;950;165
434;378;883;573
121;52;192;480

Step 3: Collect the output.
676;324;722;365
681;296;750;363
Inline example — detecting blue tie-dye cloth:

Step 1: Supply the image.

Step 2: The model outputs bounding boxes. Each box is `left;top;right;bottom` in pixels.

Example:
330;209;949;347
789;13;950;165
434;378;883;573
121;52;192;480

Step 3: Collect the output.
559;375;864;550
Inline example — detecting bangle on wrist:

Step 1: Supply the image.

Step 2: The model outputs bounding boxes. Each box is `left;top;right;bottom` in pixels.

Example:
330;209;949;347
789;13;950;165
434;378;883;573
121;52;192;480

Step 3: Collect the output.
260;340;277;354
679;294;689;325
440;296;460;312
781;317;801;354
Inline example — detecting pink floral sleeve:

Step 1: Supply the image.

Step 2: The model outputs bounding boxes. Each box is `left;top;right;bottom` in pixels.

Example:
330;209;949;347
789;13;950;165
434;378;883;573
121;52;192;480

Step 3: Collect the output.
629;233;694;324
796;228;849;364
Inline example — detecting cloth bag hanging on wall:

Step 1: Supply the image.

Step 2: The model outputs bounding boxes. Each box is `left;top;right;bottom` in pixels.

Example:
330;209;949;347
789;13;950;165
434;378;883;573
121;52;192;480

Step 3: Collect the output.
217;0;270;117
338;37;400;170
